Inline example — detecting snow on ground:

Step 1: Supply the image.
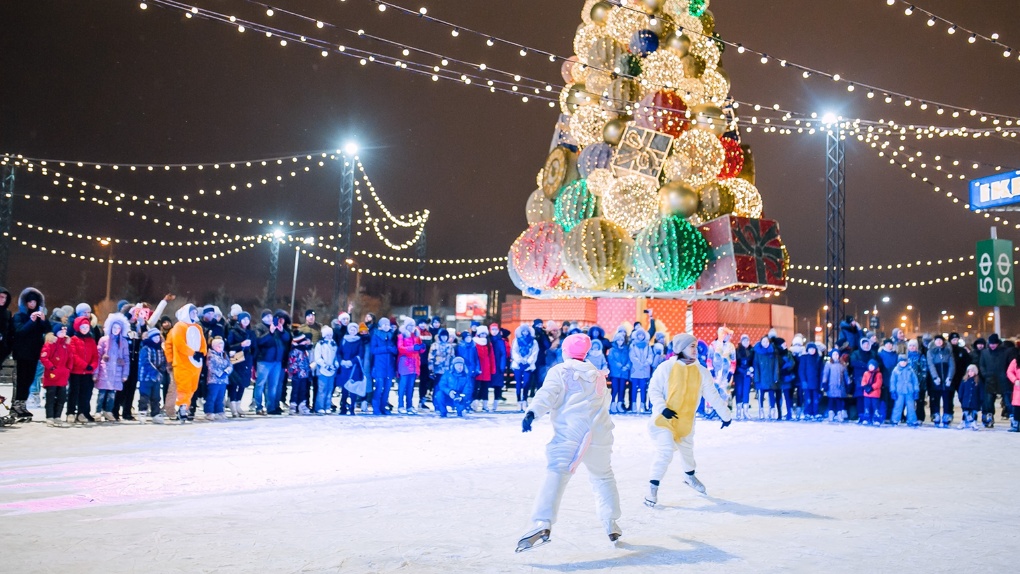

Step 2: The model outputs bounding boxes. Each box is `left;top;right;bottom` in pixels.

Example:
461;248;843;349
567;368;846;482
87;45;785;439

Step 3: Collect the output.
1;403;1017;574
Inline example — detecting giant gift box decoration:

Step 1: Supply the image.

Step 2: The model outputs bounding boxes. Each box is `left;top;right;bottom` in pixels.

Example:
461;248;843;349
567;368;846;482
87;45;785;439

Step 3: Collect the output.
508;0;787;300
696;215;787;297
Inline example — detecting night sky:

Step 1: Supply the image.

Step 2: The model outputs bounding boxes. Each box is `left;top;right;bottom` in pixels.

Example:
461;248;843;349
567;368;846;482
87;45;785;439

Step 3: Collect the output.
3;0;1019;334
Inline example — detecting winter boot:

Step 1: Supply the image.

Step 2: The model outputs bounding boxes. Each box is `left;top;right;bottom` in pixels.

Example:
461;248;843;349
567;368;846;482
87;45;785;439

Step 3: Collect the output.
1009;419;1020;433
603;519;623;542
103;411;117;423
942;414;952;428
45;418;56;427
516;521;552;553
683;472;707;495
838;410;848;423
644;481;659;508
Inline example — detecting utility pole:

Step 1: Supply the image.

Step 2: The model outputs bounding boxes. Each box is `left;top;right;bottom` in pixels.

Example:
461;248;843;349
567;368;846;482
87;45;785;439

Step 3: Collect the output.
335;153;355;312
825;123;846;350
0;164;15;286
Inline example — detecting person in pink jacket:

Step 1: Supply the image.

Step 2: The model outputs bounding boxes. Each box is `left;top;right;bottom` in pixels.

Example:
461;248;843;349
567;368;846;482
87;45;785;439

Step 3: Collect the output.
396;318;424;414
1008;357;1020;433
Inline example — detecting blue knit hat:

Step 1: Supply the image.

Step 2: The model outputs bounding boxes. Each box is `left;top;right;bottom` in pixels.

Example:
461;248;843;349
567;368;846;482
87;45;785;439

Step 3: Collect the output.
237;312;251;324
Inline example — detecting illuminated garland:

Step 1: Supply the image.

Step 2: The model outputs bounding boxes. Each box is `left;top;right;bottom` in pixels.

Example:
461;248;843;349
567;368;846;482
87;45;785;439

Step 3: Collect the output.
14;221;258;247
3;150;334;171
297;247;506;281
883;0;1018;63
2;232;262;266
788;270;978;290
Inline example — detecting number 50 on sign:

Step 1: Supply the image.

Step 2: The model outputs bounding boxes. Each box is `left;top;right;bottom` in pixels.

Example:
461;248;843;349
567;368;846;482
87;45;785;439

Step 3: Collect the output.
977;239;1015;307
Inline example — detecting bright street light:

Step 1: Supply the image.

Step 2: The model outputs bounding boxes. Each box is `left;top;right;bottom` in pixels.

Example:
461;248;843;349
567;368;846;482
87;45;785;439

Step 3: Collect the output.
273;229;285;240
821;112;838;125
906;305;914;310
343;141;359;156
881;296;890;303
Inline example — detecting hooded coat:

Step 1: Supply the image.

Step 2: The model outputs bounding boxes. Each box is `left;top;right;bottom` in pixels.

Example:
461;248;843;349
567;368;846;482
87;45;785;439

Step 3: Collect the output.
797;345;823;390
752;341;779;391
313;330;340;378
490;325;509;387
96;313;132;391
370;324;398;379
860;360;883;399
227;321;256;375
607;334;631;379
40;333;73;387
473;332;497;383
978;344;1011;395
823;357;850;398
12;287;50;361
889;363;919;399
926;344;955;389
456;336;480;376
339;324;365;386
958;375;982;410
629;328;655;379
528;358;614;473
70;316;100;375
587;339;608;372
511;325;539;371
397;324;423;376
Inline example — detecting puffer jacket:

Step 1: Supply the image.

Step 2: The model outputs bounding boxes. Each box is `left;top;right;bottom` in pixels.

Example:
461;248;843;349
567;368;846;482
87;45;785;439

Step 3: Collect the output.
11;287;50;361
40;334;73;387
207;350;232;385
822;360;849;398
797;346;823;390
889;364;919;399
95;314;131;391
958;376;983;410
628;328;655;379
978;345;1011;394
313;338;339;377
926;345;955;389
607;336;631;379
511;325;538;371
860;366;883;399
428;331;456;375
70;317;100;375
397;331;423;376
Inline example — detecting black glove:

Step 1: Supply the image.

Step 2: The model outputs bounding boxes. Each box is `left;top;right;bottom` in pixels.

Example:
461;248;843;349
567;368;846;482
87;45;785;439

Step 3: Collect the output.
522;411;535;433
85;365;93;372
863;384;874;393
193;351;204;362
721;419;731;429
661;408;677;420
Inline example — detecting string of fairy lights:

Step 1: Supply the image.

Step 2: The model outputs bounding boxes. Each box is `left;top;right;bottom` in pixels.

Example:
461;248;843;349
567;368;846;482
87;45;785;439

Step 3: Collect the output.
2;233;264;266
786;269;979;291
135;0;1020;137
882;0;1018;62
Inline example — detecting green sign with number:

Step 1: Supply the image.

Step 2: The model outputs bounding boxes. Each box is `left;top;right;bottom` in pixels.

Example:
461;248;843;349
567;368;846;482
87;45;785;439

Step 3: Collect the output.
977;239;1015;307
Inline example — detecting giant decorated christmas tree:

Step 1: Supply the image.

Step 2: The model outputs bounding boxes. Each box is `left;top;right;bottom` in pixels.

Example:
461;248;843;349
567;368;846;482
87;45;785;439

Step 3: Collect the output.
509;0;788;300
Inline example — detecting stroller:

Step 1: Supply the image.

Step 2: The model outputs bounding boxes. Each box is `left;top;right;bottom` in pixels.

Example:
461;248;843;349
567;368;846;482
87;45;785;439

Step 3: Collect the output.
0;395;17;426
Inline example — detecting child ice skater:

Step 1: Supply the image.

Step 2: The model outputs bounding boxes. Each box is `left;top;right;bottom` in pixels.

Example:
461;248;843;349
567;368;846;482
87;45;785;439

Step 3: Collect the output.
957;365;982;430
205;337;232;421
890;354;920;427
644;334;733;507
517;334;622;552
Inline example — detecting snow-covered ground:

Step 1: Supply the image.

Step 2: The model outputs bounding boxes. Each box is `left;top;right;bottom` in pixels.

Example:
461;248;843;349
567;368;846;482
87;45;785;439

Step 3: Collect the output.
1;402;1016;573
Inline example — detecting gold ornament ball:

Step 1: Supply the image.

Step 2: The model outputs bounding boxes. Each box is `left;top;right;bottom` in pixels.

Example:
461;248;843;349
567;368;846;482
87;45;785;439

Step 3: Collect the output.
606;6;648;45
719;178;763;218
570;105;612;147
700;69;730;102
690;103;727;135
640;0;665;13
639;49;686;91
602;175;661;235
666;32;691;57
699;9;715;35
590;0;614;24
586;168;617;197
603;119;628;145
573;24;605;65
560;82;597;115
648;13;676;39
561;217;634;290
588;36;626;69
664;129;726;188
658;180;700;217
697;181;735;221
601;77;641;114
680;54;705;79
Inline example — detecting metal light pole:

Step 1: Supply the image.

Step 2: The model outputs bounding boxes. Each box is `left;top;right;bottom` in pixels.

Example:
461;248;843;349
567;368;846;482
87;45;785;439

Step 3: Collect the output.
268;229;283;306
335;144;356;312
415;229;427;305
101;239;113;303
290;237;315;319
824;118;846;350
0;163;15;286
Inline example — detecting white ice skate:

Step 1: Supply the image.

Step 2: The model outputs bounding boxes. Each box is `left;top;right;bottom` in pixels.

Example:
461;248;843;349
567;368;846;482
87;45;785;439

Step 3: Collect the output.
515;521;552;553
603;519;623;543
683;473;707;495
644;483;659;508
151;414;166;424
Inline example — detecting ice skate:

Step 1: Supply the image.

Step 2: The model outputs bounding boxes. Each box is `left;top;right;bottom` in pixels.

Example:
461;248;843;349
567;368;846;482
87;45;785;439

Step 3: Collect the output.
519;399;528;412
644;483;659;507
769;407;778;421
288;403;298;415
65;414;75;425
205;413;216;421
397;407;406;415
103;411;118;423
177;405;189;423
298;403;311;415
515;521;552;553
683;472;707;495
76;413;91;425
488;400;497;413
151;413;166;424
603;519;623;543
46;418;57;427
137;411;147;424
11;400;33;422
1009;419;1020;433
942;414;953;428
759;407;765;420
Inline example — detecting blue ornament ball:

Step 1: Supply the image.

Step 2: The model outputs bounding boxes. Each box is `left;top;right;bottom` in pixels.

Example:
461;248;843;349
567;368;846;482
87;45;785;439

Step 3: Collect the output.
577;142;614;178
629;29;659;57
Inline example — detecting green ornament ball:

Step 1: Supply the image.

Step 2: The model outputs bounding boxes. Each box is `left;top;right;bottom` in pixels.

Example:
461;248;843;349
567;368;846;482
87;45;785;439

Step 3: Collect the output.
554;179;601;233
633;215;709;291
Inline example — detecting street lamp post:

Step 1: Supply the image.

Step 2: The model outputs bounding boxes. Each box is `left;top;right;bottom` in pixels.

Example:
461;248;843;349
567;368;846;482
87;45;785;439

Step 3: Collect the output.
268;229;284;306
335;141;357;313
290;236;315;319
100;239;113;303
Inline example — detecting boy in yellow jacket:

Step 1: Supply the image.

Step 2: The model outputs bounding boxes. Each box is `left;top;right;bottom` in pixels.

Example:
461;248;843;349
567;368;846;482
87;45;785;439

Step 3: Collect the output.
645;333;732;507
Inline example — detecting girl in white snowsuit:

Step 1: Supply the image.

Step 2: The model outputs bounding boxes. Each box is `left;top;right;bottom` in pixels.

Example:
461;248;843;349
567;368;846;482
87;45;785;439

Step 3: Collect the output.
517;334;622;552
644;333;733;507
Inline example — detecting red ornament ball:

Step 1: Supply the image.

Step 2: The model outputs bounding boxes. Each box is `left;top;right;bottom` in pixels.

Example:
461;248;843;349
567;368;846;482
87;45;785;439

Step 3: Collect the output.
717;136;745;179
634;90;689;138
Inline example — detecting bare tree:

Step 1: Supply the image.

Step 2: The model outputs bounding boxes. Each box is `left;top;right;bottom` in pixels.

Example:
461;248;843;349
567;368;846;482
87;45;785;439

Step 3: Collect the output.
300;286;327;320
74;271;90;304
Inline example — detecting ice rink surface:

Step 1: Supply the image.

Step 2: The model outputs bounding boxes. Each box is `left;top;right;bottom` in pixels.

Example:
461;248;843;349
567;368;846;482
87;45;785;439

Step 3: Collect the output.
1;409;1016;573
